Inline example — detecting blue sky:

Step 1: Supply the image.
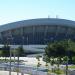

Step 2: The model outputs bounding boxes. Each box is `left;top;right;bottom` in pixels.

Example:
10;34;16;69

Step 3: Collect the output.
0;0;75;25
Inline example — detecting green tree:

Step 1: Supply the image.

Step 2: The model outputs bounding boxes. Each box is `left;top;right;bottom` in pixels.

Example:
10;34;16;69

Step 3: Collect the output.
72;56;75;64
15;45;25;75
63;56;69;75
2;45;10;61
45;39;75;75
55;57;61;72
0;50;2;63
0;50;2;57
36;55;41;75
1;45;10;71
43;54;50;74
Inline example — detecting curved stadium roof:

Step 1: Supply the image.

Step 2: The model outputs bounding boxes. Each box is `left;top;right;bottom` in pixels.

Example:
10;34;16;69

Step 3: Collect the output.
0;18;75;32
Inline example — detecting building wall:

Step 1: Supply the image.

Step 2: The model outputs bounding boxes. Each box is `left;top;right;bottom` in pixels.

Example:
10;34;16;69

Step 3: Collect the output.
0;25;75;45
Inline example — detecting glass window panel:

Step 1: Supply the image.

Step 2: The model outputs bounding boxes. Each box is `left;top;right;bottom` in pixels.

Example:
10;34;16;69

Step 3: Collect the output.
23;26;33;34
35;26;45;32
47;26;57;33
11;28;21;36
57;26;67;33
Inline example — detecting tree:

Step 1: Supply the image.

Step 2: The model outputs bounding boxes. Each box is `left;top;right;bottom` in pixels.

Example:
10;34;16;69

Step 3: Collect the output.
63;56;69;75
36;55;41;75
0;50;3;63
2;45;10;61
0;50;2;57
45;39;75;62
15;45;25;75
1;45;10;71
55;57;61;72
45;39;75;75
16;45;25;56
72;56;75;64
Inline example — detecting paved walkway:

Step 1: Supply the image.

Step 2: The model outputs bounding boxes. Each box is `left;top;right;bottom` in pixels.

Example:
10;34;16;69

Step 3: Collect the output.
0;71;29;75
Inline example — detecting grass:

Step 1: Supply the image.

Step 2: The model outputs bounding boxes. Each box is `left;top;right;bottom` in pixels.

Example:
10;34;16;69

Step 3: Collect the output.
54;69;64;74
47;69;64;75
68;65;75;69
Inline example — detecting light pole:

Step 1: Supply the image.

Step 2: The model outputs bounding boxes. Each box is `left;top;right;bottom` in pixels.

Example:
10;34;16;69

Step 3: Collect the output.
21;36;24;75
12;37;15;71
66;39;70;75
9;44;11;75
7;37;11;75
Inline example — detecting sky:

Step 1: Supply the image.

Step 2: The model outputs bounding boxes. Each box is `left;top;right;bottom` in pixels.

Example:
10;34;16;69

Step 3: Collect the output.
0;0;75;25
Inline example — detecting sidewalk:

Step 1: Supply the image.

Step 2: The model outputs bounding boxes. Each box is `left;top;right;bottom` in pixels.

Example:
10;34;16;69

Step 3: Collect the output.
0;71;29;75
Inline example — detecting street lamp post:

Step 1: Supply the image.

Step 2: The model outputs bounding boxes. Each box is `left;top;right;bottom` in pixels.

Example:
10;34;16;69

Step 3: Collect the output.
9;45;11;75
12;37;15;71
21;36;24;75
8;36;15;75
7;37;11;75
66;39;70;75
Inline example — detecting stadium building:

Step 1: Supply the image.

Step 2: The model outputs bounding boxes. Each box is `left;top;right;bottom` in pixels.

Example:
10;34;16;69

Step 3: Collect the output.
0;18;75;53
